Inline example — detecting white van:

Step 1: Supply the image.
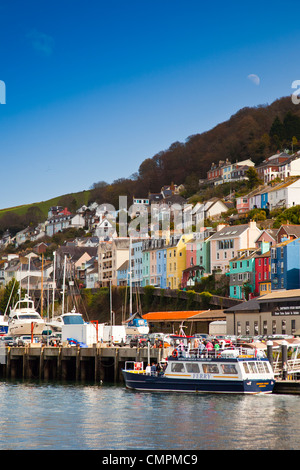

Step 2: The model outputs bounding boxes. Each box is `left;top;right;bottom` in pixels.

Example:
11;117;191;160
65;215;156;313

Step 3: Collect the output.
103;325;126;346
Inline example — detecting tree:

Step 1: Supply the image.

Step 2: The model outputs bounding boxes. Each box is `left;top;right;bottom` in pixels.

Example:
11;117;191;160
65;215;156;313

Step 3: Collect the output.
246;167;262;189
283;112;300;141
0;278;23;315
269;116;286;141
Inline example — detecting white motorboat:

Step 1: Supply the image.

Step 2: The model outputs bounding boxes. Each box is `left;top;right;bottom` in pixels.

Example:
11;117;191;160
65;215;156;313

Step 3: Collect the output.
46;307;85;332
8;294;45;336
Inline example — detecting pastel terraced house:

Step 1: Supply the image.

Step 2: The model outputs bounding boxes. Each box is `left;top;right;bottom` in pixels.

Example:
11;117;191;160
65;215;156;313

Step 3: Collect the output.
209;222;261;274
229;249;257;299
166;234;194;289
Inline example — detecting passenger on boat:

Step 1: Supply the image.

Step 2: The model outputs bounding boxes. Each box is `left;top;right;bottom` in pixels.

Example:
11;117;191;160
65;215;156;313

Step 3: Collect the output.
205;341;214;351
146;364;151;375
179;340;185;358
151;363;157;374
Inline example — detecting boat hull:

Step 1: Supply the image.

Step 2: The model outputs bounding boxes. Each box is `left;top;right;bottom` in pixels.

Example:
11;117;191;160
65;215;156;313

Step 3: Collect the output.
8;321;45;336
122;370;275;394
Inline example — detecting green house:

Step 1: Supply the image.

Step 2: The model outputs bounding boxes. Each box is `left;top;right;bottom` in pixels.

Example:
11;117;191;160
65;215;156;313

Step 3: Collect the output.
229;249;257;299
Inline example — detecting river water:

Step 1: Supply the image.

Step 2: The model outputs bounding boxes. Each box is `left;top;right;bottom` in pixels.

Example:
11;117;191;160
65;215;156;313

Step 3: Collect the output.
0;380;299;451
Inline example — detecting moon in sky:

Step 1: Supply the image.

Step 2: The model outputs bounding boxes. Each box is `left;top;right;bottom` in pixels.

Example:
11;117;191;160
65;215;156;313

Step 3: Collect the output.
247;74;260;85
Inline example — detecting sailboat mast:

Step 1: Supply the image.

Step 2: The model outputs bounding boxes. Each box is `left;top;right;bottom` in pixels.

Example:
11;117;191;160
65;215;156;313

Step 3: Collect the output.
62;255;67;315
52;251;56;320
41;254;44;317
129;236;132;315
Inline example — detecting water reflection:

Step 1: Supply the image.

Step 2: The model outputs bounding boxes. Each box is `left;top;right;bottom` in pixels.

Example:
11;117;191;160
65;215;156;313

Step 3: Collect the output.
0;381;300;449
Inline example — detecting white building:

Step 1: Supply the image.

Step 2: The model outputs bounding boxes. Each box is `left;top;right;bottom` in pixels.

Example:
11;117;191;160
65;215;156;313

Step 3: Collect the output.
267;178;300;210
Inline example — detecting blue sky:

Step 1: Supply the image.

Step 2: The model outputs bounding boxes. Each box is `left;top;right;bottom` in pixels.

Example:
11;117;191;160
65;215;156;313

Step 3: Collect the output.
0;0;299;209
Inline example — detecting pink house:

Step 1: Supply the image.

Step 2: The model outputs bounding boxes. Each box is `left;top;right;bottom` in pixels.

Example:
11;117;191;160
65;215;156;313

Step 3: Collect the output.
236;195;250;214
182;238;197;288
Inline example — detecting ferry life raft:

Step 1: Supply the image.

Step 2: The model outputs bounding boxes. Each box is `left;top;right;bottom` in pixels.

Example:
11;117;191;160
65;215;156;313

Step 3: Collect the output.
122;347;276;395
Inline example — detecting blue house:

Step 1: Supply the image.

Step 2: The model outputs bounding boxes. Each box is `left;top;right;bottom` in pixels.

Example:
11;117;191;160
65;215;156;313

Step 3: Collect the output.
117;260;129;286
261;190;269;210
270;238;300;290
131;240;144;287
156;246;167;288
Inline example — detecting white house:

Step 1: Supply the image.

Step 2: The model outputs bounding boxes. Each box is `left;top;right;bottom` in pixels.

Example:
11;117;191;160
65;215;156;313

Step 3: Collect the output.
193;198;229;227
278;153;300;180
95;218;117;240
267;178;300;210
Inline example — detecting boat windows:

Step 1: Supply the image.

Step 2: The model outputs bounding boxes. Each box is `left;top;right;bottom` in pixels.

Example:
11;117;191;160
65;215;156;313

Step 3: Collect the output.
202;364;219;374
19;315;41;320
186;363;200;373
263;362;270;374
63;315;84;325
171;363;185;373
256;362;265;374
248;362;258;374
242;363;250;374
220;364;238;374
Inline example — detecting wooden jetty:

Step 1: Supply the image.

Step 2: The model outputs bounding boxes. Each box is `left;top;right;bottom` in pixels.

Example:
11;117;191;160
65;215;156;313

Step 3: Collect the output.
0;345;170;383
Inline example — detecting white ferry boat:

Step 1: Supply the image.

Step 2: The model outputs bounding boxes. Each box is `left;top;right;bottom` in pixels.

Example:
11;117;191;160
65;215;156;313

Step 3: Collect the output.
122;346;275;394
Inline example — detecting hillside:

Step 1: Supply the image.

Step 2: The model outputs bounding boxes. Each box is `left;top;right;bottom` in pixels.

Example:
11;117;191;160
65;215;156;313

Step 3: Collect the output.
1;94;300;235
89;95;300;205
0;190;91;236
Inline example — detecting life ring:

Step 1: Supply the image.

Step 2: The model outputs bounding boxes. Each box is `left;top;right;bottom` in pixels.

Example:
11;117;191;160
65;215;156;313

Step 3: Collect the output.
172;349;178;358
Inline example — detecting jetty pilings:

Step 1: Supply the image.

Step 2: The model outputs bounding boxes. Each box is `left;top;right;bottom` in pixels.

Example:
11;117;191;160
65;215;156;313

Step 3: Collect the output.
0;345;169;384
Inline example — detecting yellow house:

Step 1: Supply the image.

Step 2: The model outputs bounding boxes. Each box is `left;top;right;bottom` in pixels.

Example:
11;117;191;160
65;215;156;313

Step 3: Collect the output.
166;234;194;289
259;280;272;296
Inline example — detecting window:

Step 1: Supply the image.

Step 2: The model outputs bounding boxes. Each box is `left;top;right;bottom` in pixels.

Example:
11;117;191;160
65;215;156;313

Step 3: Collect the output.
186;363;200;373
282;320;286;335
202;364;219;374
272;320;276;335
171;363;185;373
221;364;238;374
246;321;250;335
263;321;268;336
257;362;265;374
248;362;258;374
254;321;258;335
243;363;250;374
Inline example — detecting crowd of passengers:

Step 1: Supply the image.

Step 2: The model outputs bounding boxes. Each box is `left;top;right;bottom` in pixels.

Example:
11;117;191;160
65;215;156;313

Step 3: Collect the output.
174;337;231;358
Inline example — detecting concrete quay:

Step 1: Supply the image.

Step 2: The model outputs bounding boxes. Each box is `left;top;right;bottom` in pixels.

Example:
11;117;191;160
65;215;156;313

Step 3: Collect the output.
0;345;170;383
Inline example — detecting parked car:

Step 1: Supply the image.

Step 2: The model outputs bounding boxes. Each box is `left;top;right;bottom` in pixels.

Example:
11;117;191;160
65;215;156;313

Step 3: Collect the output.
16;335;34;346
0;336;18;347
129;335;149;348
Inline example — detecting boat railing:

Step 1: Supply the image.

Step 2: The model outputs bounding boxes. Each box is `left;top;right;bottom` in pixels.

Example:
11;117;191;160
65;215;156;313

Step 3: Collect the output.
173;346;266;360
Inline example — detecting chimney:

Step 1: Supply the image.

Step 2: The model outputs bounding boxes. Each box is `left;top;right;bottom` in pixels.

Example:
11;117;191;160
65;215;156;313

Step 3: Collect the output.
249;220;257;230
